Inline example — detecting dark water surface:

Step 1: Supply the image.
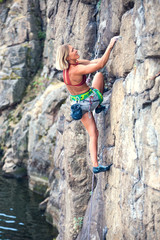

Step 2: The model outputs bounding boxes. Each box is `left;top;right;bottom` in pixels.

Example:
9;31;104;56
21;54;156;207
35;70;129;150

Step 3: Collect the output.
0;170;58;240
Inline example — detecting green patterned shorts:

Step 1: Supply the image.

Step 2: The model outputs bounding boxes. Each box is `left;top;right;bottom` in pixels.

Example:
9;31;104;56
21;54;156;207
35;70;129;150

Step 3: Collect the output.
70;88;103;114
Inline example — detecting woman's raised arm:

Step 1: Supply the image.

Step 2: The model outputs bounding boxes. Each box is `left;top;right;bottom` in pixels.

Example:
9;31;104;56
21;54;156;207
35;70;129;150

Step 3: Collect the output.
75;37;117;75
77;58;101;65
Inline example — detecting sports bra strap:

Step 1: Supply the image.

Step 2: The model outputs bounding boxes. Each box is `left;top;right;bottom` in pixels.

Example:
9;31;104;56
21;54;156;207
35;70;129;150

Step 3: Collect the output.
63;66;86;87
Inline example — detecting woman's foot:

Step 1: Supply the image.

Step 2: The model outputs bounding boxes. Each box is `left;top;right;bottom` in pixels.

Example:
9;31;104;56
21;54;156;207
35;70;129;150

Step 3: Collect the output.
95;105;106;114
93;163;113;174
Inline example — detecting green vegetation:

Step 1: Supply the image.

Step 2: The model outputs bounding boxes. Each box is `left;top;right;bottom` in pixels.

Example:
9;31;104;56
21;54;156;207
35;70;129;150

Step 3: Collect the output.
38;30;46;48
38;31;46;41
8;111;22;124
31;70;50;93
73;217;83;232
97;0;102;11
25;68;62;101
1;71;21;80
33;182;48;195
0;0;4;3
32;77;46;92
0;144;4;161
51;136;57;146
23;70;51;104
41;175;49;181
12;167;27;178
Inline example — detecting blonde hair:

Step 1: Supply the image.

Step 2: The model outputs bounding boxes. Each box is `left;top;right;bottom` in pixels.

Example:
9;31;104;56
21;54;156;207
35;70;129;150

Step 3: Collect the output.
56;44;69;70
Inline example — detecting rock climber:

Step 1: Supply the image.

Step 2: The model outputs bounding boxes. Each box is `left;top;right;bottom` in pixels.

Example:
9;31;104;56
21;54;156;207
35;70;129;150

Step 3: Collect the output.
56;36;118;174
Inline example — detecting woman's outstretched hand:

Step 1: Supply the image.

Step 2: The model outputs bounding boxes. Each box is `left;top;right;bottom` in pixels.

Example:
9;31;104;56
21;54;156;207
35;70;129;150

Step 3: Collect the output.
109;36;122;49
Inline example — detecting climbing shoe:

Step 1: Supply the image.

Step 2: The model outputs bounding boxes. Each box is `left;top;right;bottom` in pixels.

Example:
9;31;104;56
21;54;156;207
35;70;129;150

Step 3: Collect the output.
93;163;113;174
103;88;108;93
95;105;106;114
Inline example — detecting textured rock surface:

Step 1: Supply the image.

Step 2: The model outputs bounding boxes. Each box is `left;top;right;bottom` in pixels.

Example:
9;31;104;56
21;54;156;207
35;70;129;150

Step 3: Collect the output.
0;0;43;109
46;99;92;239
0;0;160;240
2;82;68;186
42;0;98;79
77;1;160;239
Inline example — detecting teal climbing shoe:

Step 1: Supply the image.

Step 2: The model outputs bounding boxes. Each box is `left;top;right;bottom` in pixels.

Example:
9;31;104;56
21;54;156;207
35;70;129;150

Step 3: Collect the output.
95;105;106;114
93;163;113;174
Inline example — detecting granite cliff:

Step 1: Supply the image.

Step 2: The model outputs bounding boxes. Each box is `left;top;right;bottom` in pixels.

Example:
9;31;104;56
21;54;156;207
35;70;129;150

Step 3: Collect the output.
0;0;160;239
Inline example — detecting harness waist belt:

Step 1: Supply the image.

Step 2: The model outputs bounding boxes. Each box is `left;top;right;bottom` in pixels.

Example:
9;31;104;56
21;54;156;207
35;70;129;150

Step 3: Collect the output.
70;89;93;101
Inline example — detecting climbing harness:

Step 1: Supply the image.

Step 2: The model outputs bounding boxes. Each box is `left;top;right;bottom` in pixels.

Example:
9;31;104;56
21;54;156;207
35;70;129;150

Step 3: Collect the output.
70;89;93;101
70;88;103;120
88;95;93;119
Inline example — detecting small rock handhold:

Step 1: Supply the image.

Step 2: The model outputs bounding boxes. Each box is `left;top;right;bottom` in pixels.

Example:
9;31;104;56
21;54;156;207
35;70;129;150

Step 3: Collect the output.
48;7;55;19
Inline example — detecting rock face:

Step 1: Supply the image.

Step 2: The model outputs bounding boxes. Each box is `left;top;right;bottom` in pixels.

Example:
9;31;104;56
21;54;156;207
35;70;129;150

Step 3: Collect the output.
42;0;98;78
76;1;160;240
0;0;160;240
46;100;92;239
0;0;43;109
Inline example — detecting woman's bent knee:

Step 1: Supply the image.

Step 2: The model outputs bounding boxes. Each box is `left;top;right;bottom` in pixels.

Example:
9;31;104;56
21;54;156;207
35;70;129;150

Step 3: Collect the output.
97;72;104;78
94;72;104;81
92;73;104;94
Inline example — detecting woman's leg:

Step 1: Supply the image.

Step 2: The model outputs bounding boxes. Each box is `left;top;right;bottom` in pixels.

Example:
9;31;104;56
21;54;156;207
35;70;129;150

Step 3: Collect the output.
80;73;104;167
81;112;99;167
92;72;104;94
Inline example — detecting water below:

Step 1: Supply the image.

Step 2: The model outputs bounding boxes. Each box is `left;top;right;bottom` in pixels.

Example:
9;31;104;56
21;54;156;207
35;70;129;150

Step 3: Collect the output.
0;170;58;240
